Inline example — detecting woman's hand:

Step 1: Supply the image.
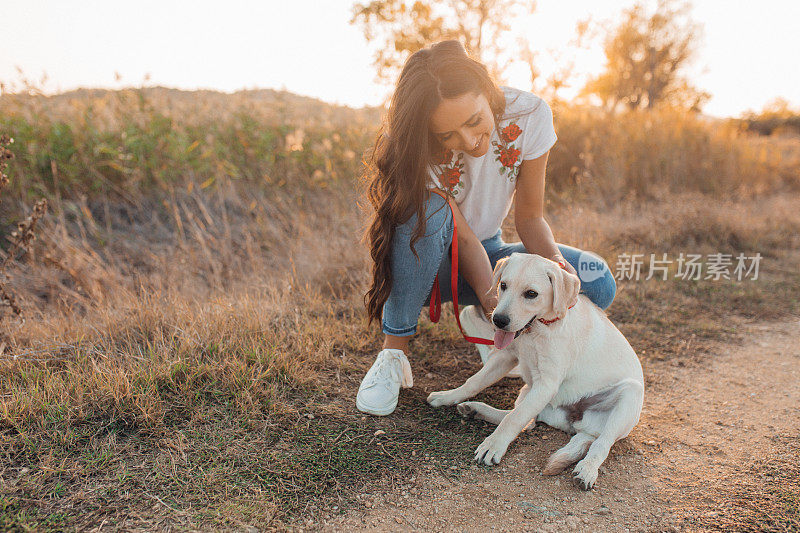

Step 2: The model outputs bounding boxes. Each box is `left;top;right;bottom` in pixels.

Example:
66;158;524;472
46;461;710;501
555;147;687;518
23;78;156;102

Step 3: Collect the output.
555;255;578;277
553;254;581;291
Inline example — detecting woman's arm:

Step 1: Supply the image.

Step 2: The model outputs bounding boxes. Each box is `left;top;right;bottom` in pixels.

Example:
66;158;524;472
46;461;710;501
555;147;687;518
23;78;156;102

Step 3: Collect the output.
514;151;579;278
441;193;498;319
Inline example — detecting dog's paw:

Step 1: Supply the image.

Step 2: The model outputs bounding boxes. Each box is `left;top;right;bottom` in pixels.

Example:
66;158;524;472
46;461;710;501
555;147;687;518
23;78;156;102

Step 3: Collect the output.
427;390;459;408
474;432;510;466
572;459;599;490
456;402;478;419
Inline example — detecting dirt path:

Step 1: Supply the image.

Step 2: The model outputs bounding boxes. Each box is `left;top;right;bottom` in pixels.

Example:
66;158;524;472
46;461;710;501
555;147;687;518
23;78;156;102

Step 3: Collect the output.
323;316;800;532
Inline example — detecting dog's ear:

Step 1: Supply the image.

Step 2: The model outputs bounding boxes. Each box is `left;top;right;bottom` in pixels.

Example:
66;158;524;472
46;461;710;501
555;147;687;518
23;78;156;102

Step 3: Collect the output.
547;263;581;319
490;257;510;296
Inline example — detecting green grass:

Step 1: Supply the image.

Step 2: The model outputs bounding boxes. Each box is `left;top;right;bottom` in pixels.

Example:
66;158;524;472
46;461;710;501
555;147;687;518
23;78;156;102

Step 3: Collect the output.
0;497;71;533
1;394;496;530
0;88;377;211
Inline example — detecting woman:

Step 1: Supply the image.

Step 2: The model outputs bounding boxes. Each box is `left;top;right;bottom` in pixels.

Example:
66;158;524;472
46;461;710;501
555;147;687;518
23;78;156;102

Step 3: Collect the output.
357;40;616;416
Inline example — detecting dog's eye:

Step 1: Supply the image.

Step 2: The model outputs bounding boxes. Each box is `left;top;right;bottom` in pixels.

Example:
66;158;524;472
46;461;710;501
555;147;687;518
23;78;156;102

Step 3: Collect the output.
499;281;506;291
524;290;538;299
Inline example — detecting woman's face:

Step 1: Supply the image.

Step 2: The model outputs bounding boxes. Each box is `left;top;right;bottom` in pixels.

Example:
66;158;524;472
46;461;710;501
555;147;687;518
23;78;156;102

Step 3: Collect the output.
429;90;495;157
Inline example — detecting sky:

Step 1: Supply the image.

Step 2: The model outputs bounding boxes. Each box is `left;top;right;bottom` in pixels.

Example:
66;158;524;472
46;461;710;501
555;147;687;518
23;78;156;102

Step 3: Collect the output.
2;0;798;118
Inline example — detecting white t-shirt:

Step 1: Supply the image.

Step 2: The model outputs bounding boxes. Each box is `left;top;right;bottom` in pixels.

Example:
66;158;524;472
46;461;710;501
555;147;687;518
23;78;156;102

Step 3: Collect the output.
427;86;558;241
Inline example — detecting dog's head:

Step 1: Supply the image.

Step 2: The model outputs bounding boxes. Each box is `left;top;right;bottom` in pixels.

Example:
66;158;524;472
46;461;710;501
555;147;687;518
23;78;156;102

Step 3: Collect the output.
490;253;581;349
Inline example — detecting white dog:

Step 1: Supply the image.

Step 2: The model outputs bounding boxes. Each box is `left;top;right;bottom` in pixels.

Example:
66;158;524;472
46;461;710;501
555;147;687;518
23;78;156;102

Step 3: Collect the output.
427;253;644;490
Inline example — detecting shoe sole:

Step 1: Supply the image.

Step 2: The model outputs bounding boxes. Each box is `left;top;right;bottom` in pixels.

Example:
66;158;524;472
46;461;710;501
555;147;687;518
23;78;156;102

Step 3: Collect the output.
356;397;397;416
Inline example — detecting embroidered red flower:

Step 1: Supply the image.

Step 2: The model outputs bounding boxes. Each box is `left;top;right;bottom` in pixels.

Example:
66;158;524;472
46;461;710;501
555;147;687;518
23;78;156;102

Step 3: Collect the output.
443;167;462;188
500;123;522;143
435;148;454;166
435;151;465;193
491;120;523;181
497;145;521;168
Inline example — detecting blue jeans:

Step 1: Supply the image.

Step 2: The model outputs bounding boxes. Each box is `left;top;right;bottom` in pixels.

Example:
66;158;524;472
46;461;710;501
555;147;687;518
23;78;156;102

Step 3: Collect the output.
381;192;617;337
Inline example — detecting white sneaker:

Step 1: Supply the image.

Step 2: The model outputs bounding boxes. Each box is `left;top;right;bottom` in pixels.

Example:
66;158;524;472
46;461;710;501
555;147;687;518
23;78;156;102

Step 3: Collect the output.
460;305;521;378
356;348;414;416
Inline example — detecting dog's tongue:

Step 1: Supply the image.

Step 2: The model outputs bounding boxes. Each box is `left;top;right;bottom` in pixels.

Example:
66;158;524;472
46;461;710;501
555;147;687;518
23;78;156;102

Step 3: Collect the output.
493;330;515;350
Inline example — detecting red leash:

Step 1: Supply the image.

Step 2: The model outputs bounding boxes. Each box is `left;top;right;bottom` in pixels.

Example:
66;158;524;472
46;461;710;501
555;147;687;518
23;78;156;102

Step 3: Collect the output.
428;191;573;345
428;196;495;345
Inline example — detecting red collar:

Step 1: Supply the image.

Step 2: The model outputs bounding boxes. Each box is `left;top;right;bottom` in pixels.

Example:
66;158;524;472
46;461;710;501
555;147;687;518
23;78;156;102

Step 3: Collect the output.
536;295;576;326
516;301;576;336
538;317;561;325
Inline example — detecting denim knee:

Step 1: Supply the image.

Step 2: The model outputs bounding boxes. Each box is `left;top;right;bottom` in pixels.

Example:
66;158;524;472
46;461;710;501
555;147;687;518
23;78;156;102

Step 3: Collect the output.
552;244;617;311
582;265;617;310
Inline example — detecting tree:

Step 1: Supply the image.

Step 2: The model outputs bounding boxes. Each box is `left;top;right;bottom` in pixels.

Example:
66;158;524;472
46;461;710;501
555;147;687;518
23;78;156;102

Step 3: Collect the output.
350;0;536;85
741;98;800;136
581;0;709;112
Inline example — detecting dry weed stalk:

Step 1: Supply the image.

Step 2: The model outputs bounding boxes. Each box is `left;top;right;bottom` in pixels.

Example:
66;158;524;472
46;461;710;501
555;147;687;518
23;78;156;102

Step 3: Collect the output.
0;134;49;327
0;134;10;190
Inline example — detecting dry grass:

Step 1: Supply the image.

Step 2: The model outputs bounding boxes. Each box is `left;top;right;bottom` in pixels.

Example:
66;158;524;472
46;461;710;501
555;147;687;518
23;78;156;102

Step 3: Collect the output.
1;87;799;529
1;184;798;529
549;104;800;204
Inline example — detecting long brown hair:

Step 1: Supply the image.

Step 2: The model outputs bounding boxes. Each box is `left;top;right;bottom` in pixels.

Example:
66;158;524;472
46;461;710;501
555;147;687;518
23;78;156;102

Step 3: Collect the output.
361;40;506;327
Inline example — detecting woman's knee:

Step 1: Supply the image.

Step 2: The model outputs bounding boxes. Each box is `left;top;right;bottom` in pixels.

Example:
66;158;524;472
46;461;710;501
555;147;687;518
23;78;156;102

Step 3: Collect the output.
560;246;616;310
583;265;617;310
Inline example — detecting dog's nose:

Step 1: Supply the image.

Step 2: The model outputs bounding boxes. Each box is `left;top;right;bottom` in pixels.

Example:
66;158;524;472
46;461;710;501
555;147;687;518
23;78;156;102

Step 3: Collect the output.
493;314;510;329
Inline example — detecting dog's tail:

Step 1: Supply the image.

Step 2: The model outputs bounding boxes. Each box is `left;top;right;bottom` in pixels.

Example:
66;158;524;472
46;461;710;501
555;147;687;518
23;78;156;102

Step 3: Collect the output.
542;432;594;475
